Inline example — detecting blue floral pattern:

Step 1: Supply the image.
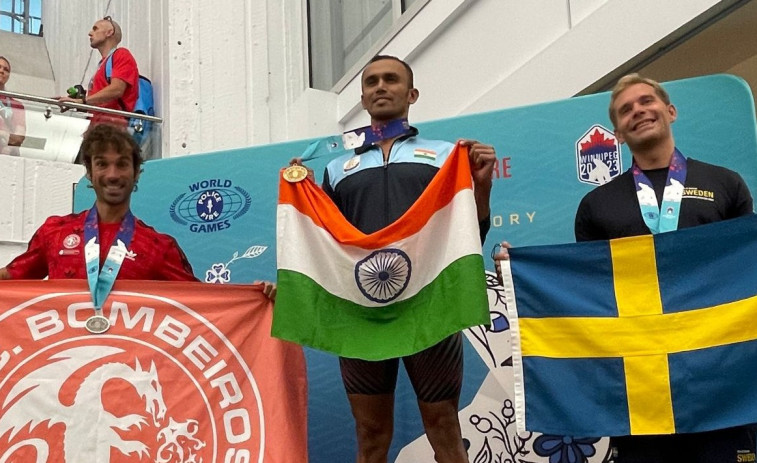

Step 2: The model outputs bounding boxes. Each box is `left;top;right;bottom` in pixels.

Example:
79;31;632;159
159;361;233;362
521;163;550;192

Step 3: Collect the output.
458;271;613;463
533;435;600;463
205;263;231;284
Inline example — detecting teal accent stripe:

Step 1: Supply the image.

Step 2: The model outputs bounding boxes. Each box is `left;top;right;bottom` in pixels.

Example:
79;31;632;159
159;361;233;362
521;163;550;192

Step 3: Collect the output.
272;255;489;360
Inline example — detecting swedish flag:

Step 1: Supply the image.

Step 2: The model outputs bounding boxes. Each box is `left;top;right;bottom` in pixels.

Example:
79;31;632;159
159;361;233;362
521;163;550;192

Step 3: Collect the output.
504;214;757;437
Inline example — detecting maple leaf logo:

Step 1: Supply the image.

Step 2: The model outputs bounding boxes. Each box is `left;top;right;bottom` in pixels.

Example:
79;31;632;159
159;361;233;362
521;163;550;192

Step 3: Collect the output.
580;129;617;154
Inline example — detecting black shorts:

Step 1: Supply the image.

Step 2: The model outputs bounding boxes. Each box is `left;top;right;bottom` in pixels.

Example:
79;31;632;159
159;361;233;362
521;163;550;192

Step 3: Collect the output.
339;332;463;403
611;424;757;463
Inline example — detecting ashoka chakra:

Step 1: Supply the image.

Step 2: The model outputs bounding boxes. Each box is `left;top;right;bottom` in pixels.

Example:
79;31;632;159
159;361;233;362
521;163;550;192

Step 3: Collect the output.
354;248;412;303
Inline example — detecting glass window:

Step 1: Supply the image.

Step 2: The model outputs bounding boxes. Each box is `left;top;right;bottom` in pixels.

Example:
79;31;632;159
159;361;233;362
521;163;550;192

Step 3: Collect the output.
308;0;421;91
0;0;43;35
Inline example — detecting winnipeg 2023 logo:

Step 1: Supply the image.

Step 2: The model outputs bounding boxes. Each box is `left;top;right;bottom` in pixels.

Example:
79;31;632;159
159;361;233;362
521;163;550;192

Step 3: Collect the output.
575;125;622;186
170;179;251;233
0;291;263;462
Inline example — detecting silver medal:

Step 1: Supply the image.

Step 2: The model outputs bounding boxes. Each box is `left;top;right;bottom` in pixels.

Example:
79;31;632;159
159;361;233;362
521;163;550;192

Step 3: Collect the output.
85;315;110;334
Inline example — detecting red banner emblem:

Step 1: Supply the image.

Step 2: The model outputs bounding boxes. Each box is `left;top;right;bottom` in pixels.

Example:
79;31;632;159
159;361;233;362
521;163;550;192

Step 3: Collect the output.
0;280;307;462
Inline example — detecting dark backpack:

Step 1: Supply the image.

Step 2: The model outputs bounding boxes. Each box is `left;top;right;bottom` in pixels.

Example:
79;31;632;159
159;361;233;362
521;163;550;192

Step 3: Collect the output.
105;50;154;146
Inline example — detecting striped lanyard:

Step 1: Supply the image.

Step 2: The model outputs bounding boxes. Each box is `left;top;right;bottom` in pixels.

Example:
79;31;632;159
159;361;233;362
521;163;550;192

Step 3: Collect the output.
300;118;412;161
89;47;118;92
632;148;687;234
83;205;136;312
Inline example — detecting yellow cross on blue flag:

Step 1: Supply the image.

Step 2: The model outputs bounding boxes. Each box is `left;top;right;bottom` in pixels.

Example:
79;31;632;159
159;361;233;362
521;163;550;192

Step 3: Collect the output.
503;214;757;437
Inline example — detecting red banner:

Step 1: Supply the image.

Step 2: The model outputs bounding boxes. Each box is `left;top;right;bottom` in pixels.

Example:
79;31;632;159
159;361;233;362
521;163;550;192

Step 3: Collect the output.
0;280;307;462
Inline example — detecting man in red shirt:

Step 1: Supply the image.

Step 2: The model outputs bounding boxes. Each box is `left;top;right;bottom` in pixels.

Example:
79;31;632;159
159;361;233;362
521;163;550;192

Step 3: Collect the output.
0;124;195;281
57;16;139;128
0;56;26;156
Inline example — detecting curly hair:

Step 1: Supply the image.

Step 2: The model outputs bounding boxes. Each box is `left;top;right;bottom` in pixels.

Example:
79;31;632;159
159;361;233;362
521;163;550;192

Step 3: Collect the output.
80;124;142;174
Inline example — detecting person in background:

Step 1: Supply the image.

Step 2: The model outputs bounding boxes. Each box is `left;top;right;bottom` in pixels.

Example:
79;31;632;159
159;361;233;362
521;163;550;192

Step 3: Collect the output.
0;56;26;156
57;16;138;128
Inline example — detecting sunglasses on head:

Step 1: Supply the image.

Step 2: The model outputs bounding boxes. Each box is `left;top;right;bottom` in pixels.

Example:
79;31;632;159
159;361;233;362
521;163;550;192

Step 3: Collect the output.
102;15;115;29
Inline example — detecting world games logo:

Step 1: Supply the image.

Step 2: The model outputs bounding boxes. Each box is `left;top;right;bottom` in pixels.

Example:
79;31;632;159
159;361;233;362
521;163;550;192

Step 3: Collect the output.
575;125;622;185
169;179;251;233
0;290;264;462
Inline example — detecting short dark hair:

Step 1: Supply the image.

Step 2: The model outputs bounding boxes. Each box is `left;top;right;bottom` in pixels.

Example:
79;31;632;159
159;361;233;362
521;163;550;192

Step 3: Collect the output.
366;55;414;88
80;124;142;174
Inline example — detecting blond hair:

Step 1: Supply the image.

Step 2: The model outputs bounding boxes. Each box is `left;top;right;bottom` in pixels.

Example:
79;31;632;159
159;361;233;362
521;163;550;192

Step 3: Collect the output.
609;73;671;127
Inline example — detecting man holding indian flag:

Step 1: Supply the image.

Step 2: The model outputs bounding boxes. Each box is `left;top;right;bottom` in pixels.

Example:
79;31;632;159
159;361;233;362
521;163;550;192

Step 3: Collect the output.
277;55;496;463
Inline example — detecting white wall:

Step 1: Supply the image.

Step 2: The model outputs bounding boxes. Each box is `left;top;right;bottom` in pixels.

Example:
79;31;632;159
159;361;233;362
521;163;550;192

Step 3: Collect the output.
37;0;732;152
1;0;733;264
0;156;84;266
333;0;729;129
0;30;54;95
161;0;273;156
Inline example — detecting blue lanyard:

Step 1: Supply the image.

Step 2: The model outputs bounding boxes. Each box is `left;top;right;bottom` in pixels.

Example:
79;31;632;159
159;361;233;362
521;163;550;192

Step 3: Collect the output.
300;118;412;161
89;47;118;92
632;148;688;234
342;117;411;149
83;206;136;311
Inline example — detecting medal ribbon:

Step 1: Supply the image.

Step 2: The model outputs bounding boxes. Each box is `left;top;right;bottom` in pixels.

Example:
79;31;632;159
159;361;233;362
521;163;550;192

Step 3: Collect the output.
84;206;136;312
342;117;411;149
300;117;412;161
632;148;687;234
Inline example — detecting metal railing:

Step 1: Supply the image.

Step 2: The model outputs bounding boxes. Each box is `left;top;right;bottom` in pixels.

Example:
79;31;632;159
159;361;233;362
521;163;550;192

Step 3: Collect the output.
0;89;163;163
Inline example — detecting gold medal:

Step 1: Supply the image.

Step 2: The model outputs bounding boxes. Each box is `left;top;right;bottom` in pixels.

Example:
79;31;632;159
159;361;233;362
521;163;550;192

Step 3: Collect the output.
283;165;308;183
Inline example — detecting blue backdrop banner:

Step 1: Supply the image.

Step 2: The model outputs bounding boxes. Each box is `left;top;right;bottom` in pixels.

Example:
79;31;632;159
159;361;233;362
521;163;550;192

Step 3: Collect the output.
75;75;757;462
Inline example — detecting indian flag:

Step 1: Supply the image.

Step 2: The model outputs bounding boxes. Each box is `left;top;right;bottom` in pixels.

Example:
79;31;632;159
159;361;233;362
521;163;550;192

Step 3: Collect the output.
272;144;490;360
414;148;437;160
